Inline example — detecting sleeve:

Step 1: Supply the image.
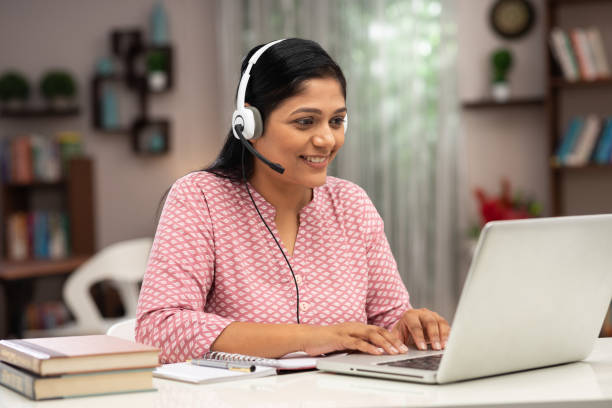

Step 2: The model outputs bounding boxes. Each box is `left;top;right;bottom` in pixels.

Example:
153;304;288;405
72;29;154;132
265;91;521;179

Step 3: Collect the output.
135;175;233;363
359;190;412;330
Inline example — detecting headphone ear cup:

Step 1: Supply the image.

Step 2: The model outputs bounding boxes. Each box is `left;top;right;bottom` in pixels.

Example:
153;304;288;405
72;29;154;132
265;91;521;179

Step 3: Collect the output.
247;106;264;140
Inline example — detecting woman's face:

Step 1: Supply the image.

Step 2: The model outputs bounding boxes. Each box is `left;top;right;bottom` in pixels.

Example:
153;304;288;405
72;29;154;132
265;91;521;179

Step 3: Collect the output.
251;77;346;189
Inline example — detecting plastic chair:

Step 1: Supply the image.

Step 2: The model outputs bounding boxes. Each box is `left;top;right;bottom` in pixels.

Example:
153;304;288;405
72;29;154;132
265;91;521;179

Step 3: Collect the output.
61;238;153;335
106;318;136;341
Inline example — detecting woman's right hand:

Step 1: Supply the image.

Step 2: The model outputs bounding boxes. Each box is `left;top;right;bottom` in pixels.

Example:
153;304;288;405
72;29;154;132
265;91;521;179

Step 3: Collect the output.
299;322;409;356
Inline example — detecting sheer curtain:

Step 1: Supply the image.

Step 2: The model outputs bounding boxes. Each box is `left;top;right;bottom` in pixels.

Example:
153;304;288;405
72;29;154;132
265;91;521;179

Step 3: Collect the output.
215;0;462;319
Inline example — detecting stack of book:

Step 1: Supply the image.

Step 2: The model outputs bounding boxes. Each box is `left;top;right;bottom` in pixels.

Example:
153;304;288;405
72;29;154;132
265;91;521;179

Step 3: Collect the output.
554;115;612;166
0;335;159;400
6;211;70;261
0;131;83;184
550;27;610;82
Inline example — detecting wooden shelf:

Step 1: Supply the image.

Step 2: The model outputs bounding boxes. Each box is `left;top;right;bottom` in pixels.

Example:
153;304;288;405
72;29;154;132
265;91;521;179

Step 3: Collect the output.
551;163;612;171
0;255;89;280
3;181;65;189
550;77;612;89
550;0;612;5
0;106;80;118
461;97;545;109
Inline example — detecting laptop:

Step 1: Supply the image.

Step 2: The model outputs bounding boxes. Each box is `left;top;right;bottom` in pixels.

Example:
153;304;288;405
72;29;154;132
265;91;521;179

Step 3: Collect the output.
317;215;612;384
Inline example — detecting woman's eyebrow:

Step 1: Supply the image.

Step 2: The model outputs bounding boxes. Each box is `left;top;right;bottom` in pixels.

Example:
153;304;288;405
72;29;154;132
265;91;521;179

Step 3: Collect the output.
290;107;347;115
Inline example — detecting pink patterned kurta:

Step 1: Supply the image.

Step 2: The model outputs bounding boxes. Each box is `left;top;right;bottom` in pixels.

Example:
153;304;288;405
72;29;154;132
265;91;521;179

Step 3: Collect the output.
136;171;411;363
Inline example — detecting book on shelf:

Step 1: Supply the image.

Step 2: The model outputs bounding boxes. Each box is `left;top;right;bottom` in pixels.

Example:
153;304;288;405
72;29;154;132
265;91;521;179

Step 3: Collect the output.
555;117;584;164
550;28;579;81
5;211;70;261
0;360;155;400
565;114;601;166
570;28;598;81
1;132;81;184
550;27;610;81
594;118;612;164
0;335;159;376
586;27;610;79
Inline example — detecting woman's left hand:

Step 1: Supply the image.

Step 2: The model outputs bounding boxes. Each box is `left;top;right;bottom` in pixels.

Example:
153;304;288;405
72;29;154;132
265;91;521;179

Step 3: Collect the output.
391;308;450;351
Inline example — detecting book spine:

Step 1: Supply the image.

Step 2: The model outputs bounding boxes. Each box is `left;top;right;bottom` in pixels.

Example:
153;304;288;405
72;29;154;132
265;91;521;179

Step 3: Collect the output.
0;345;41;374
570;28;597;80
0;361;36;400
550;28;579;81
595;119;612;164
586;27;610;78
556;117;584;164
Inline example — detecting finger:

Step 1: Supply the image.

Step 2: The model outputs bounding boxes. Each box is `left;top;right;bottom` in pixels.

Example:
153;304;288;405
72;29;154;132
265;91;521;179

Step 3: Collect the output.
420;315;442;350
404;316;428;350
343;337;384;355
365;329;402;355
438;318;451;348
376;327;409;353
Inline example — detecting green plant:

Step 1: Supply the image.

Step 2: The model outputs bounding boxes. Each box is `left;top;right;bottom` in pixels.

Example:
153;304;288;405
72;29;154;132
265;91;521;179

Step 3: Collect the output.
0;71;30;102
491;48;513;83
39;70;77;100
146;51;167;72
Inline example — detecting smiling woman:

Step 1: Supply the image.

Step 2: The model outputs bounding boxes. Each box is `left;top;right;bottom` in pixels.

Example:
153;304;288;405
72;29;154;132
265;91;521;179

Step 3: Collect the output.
135;38;449;363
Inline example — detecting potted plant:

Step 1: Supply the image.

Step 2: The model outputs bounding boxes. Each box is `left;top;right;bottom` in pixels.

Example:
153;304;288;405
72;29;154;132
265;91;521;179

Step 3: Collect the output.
491;48;513;102
146;50;168;91
39;70;77;108
0;71;30;109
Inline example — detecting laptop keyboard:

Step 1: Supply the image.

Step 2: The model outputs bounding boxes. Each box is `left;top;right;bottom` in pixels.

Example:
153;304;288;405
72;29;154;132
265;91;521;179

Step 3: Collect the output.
379;354;443;371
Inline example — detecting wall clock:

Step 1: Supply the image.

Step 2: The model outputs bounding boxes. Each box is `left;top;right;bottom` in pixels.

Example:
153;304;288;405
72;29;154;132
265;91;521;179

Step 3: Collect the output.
489;0;535;40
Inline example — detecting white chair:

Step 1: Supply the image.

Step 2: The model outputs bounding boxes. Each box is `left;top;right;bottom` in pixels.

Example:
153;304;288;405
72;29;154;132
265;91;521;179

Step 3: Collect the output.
60;238;153;336
106;318;137;341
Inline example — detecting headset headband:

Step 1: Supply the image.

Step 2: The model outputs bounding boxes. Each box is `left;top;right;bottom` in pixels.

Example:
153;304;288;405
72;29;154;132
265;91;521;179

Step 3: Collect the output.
236;39;286;110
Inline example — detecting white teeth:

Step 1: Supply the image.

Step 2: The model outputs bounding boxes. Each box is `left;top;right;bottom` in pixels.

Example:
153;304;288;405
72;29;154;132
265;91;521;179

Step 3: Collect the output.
304;156;326;163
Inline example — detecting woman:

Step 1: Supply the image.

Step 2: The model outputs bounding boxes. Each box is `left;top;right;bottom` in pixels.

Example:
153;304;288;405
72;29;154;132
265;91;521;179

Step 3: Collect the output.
136;38;449;363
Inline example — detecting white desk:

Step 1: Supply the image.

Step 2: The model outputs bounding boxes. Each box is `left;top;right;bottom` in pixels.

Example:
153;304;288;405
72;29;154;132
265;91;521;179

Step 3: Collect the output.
1;338;612;408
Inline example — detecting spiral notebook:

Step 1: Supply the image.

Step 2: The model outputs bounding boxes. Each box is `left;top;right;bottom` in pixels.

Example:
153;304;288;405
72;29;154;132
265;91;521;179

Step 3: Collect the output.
195;351;321;370
154;351;339;384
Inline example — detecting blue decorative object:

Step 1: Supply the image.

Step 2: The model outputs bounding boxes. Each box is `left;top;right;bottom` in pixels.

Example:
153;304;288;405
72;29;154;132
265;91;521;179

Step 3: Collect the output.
95;57;115;76
101;84;119;129
149;129;165;152
150;1;169;45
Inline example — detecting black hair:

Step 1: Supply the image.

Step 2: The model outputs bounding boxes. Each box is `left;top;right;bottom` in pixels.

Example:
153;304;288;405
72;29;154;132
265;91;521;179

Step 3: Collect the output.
204;38;346;181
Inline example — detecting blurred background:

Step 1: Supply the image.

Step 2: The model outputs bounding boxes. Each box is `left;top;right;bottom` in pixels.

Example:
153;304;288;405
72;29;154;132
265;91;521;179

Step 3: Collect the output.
0;0;610;339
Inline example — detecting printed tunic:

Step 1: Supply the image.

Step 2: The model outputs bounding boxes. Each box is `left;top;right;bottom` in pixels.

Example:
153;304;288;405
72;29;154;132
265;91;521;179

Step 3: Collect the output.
136;171;411;363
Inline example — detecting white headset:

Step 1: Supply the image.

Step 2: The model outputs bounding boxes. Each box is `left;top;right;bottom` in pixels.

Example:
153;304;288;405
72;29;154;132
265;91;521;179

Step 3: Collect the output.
231;39;347;142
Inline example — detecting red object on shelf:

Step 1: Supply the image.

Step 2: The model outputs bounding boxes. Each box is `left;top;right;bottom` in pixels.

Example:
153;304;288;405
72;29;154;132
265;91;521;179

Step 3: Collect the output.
474;179;531;225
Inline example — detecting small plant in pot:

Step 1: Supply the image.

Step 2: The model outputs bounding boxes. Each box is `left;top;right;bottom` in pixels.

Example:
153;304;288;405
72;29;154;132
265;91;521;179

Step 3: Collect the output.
39;70;77;109
0;71;31;110
146;50;168;92
491;48;513;102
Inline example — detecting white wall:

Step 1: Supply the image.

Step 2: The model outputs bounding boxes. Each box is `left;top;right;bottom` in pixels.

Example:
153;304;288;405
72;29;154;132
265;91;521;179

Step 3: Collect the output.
0;0;224;249
457;0;550;223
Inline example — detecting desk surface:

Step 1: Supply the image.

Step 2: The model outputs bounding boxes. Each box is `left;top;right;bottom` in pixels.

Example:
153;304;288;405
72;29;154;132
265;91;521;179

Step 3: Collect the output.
1;338;612;408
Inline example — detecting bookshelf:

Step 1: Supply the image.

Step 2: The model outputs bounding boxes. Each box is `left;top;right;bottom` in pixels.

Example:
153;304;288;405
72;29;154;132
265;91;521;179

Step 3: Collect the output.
546;0;612;337
0;151;95;337
545;0;612;215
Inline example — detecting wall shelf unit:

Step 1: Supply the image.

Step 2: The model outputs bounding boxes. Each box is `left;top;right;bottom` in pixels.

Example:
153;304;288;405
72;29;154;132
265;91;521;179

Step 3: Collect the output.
91;28;173;155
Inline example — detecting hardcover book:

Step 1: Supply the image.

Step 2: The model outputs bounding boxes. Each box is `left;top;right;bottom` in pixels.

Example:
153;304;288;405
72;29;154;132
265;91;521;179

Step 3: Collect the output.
0;335;159;376
0;360;154;400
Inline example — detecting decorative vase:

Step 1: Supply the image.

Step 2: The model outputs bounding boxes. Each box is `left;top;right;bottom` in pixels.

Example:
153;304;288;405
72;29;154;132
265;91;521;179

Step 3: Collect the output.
491;81;510;102
148;71;167;92
150;1;169;45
